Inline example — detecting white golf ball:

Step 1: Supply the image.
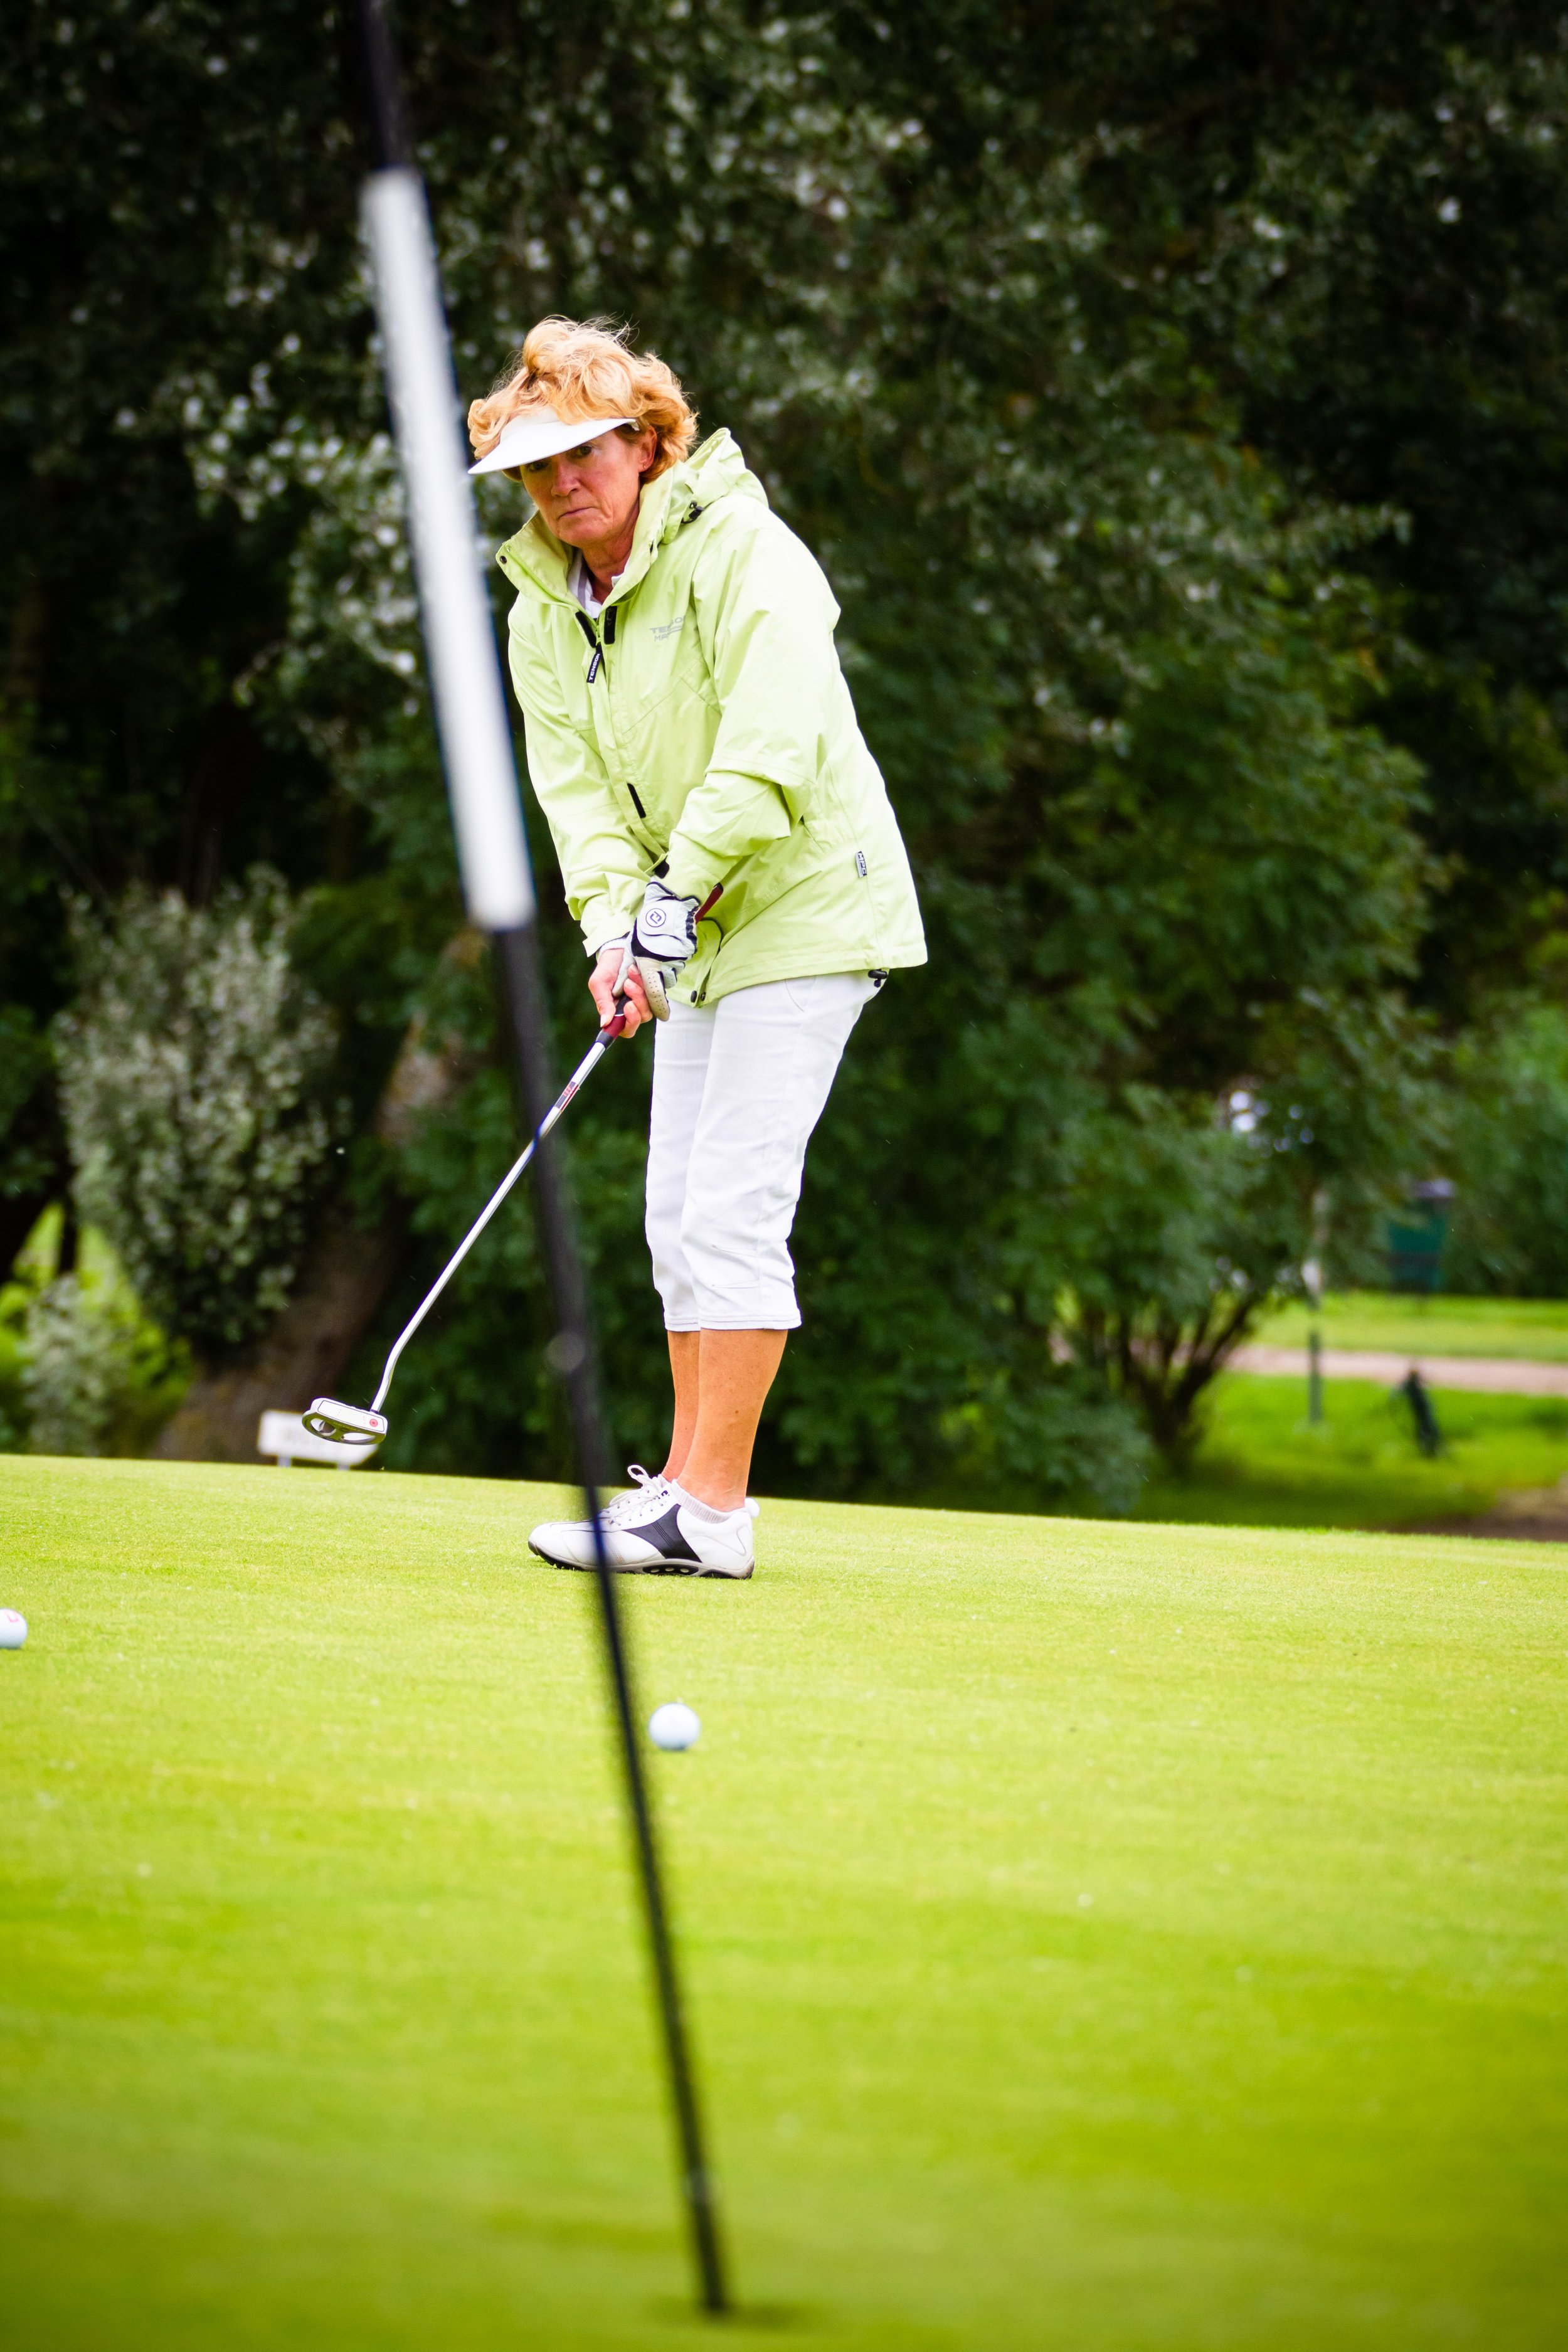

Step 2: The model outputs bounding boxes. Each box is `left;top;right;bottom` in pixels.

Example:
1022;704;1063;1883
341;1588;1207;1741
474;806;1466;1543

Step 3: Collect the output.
0;1609;27;1650
649;1701;700;1751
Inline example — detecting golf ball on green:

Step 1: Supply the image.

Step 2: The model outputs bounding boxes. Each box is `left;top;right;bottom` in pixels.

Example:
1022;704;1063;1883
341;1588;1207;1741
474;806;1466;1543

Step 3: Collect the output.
649;1702;700;1751
0;1610;27;1650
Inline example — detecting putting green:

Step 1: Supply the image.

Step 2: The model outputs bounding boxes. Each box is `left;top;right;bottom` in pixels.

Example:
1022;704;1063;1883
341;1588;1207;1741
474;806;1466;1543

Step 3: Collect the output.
1;1456;1564;2349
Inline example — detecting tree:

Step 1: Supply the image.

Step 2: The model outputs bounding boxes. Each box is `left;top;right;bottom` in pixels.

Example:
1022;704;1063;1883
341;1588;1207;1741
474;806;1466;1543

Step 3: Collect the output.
9;1;1556;1495
1068;1;1568;1019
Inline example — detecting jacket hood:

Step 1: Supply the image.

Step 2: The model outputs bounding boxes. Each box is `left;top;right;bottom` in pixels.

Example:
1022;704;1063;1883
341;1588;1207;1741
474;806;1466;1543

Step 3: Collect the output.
496;428;766;604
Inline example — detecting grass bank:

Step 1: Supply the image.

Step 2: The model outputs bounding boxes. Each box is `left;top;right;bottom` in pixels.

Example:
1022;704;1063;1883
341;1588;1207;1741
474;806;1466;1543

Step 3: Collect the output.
2;1456;1564;2348
1254;1291;1568;1361
1140;1372;1568;1531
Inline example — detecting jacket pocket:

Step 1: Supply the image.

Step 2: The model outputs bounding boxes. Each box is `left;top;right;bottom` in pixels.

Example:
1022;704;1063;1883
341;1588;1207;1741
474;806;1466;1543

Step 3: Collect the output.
710;820;835;935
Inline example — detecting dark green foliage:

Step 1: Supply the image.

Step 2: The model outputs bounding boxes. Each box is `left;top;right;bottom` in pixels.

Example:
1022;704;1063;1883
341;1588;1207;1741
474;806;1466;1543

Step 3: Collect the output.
5;2;1565;1493
1086;2;1568;1015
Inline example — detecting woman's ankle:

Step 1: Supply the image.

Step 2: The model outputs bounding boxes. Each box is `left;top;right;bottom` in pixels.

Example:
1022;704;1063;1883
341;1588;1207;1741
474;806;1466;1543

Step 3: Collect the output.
672;1471;746;1515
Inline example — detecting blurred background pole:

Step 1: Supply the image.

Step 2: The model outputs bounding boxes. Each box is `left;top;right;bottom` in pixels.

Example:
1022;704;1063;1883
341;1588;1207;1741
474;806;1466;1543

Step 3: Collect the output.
1305;1192;1328;1430
353;0;728;2312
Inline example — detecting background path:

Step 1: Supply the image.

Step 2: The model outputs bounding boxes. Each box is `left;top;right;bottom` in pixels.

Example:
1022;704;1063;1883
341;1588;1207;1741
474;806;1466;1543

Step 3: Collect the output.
1231;1345;1568;1397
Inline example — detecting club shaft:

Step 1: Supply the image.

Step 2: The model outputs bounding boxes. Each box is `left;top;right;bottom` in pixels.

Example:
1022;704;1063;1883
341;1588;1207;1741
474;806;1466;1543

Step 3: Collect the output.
496;926;729;2316
369;1027;615;1415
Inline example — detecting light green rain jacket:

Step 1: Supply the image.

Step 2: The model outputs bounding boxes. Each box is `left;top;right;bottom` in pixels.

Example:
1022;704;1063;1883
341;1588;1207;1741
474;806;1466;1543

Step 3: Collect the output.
497;429;926;1007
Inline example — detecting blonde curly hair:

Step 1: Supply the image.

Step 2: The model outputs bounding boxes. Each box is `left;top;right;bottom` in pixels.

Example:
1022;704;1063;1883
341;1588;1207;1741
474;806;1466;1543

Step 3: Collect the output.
467;316;698;482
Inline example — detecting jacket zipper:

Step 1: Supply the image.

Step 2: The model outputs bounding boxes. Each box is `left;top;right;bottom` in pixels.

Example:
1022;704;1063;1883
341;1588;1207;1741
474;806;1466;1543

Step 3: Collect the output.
573;608;601;682
573;604;620;677
573;605;644;818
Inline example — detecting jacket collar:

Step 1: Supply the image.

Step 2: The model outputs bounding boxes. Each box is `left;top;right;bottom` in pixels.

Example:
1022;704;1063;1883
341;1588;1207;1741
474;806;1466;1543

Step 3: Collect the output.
495;428;753;607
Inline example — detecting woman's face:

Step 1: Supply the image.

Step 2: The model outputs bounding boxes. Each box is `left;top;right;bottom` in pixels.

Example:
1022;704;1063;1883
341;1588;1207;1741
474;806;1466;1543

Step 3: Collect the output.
519;425;659;551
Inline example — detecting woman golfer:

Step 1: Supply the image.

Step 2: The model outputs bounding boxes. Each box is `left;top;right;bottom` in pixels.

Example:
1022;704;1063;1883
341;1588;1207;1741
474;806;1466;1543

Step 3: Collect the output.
468;319;924;1577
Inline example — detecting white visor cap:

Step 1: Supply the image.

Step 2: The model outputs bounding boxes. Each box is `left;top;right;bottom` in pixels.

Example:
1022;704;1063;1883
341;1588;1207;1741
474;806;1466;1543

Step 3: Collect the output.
468;408;636;478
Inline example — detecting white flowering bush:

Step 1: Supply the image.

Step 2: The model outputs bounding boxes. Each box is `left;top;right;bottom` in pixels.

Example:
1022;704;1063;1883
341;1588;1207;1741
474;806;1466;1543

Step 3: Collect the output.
55;872;341;1356
22;1273;140;1457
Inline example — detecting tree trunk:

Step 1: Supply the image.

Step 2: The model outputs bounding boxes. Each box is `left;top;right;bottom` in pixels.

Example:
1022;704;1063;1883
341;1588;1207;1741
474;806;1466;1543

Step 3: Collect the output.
151;932;481;1463
148;1211;408;1462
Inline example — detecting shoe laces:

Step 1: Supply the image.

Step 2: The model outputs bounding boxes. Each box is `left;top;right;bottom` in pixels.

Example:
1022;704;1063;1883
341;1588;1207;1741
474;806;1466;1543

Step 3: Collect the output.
601;1465;668;1527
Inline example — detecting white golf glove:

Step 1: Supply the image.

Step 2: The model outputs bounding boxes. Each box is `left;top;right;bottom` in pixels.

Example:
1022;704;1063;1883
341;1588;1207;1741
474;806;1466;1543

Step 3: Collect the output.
614;876;704;1020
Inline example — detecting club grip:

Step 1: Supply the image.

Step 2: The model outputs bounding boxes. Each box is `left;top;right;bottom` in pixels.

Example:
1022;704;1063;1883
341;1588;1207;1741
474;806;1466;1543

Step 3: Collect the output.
596;886;721;1037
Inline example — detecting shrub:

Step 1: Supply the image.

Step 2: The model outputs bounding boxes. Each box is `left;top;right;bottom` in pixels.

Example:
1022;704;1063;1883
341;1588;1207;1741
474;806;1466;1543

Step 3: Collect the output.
55;872;341;1356
21;1273;140;1456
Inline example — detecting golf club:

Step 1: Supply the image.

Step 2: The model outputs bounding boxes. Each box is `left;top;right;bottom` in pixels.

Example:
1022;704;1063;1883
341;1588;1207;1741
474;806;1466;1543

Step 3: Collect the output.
304;874;720;1451
303;1002;632;1450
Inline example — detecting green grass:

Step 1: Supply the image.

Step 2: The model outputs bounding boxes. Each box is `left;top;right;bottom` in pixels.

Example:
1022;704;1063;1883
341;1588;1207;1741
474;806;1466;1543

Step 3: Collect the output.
1255;1291;1568;1360
3;1456;1565;2349
1138;1372;1568;1530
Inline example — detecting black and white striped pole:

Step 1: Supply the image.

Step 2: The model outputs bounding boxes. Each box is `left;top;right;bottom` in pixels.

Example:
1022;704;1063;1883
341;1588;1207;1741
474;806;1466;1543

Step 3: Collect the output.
354;0;729;2314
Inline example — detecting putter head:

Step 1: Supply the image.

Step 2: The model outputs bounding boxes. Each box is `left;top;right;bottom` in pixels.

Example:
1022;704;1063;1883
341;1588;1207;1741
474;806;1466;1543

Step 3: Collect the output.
304;1397;388;1448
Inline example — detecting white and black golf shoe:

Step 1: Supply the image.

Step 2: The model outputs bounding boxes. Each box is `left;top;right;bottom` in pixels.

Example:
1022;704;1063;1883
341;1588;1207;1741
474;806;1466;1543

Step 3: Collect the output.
529;1470;755;1579
528;1465;668;1569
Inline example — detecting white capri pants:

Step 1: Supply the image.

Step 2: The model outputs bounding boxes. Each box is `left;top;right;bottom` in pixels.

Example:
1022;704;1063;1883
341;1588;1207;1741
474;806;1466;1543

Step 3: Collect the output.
647;973;878;1331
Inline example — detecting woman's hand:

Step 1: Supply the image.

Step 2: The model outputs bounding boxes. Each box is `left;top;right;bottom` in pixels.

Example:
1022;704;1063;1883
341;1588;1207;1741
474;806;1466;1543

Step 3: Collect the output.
589;941;654;1036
